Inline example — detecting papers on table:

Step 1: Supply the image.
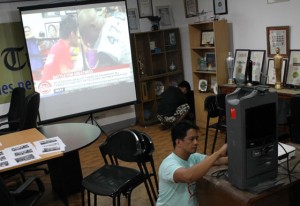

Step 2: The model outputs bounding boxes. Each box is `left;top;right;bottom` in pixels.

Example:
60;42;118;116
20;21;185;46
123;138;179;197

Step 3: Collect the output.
33;136;66;154
0;136;65;170
0;143;40;170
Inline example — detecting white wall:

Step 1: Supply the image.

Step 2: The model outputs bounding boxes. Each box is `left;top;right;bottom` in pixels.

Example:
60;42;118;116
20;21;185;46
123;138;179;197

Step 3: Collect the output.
227;0;300;50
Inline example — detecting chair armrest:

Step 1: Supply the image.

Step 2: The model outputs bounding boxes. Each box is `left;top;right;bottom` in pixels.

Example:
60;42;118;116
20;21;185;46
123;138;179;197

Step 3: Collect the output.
0;113;8;120
0;119;20;128
10;176;45;196
0;121;9;127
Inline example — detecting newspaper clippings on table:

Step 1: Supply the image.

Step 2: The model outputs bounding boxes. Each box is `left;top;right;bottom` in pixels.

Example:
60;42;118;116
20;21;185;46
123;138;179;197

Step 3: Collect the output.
33;136;66;154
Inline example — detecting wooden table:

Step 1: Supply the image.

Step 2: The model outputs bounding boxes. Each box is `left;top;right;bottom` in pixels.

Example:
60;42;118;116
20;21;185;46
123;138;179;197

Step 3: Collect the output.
0;128;63;173
0;123;101;206
38;123;101;205
198;143;300;206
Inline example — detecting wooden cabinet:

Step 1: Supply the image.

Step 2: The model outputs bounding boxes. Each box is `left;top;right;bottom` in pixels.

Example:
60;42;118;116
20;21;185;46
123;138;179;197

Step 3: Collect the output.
131;28;184;126
188;20;229;128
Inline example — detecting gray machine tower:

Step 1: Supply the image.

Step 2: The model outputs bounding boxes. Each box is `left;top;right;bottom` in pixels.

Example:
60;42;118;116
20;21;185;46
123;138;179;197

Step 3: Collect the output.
226;86;278;189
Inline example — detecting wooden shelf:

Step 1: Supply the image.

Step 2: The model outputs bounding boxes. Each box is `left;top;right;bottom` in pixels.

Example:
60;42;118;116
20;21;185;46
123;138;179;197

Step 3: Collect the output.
131;28;184;126
188;20;229;128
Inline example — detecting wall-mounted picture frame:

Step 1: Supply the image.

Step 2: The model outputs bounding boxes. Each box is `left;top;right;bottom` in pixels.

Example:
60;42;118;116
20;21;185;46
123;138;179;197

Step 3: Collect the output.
201;30;214;46
250;50;265;83
137;0;153;18
267;0;289;4
213;0;228;15
184;0;199;18
45;22;59;38
155;5;174;29
233;49;250;82
266;26;290;58
205;52;216;70
127;8;140;33
286;50;300;87
266;59;287;85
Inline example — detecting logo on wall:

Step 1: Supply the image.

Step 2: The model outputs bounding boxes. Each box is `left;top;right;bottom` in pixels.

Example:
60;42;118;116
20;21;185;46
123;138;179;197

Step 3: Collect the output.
1;47;27;71
0;22;33;104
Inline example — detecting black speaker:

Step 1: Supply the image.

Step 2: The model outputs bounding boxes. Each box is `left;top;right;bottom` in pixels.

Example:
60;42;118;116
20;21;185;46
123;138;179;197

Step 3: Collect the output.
226;86;278;189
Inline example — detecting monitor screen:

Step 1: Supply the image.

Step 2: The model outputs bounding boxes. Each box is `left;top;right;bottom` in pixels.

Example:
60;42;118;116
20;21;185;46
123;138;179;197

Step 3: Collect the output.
245;102;276;143
19;0;136;123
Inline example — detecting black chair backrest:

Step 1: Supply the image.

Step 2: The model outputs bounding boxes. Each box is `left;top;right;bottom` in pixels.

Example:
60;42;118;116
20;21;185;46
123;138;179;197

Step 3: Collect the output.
7;87;26;130
20;92;40;130
128;129;158;200
138;131;155;161
100;129;144;164
204;95;219;118
129;129;156;163
0;176;15;206
290;95;300;143
216;93;226;115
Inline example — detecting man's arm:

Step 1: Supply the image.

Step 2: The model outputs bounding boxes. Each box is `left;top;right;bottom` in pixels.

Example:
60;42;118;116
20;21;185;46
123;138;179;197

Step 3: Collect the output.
173;144;227;184
214;156;228;166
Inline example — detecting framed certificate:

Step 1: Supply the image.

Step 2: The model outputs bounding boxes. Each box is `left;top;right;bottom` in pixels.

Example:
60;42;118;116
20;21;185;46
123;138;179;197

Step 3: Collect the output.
266;59;287;85
184;0;198;18
250;50;265;83
286;50;300;87
127;8;140;33
233;49;250;82
266;26;290;58
201;30;214;46
213;0;228;15
155;6;174;28
137;0;153;18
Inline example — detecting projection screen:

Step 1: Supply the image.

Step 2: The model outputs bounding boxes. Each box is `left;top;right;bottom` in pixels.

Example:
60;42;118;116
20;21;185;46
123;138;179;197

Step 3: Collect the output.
19;0;136;123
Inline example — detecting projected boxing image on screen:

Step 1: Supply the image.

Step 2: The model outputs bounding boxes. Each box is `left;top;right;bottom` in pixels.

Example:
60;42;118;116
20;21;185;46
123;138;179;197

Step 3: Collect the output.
19;1;136;123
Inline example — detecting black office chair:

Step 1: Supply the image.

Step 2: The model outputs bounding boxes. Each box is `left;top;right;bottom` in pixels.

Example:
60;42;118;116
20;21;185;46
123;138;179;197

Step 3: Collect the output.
20;92;40;130
0;91;40;135
0;175;45;206
211;93;227;153
11;92;47;176
81;129;154;206
203;95;220;154
0;87;26;135
289;95;300;143
130;129;158;201
203;95;227;154
277;99;291;142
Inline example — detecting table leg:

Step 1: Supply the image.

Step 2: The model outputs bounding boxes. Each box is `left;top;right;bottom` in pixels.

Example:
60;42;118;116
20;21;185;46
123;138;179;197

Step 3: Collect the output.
47;151;83;205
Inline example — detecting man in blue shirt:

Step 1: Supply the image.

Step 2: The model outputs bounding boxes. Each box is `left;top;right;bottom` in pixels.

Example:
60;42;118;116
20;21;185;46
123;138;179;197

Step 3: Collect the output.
156;121;228;206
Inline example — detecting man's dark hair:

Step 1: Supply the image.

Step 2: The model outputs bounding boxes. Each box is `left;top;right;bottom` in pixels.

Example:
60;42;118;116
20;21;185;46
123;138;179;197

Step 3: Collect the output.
178;81;191;91
171;120;199;148
59;15;77;39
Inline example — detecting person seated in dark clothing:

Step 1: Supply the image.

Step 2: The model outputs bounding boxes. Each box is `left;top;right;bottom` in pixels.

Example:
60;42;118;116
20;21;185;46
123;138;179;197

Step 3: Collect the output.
157;86;190;129
178;81;195;122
